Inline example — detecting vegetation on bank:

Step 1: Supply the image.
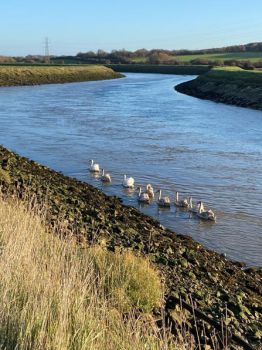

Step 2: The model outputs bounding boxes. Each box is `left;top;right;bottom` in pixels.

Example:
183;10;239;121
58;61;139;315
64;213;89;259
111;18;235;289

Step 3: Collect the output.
206;66;262;79
0;198;180;350
175;66;262;110
0;146;262;349
0;65;122;87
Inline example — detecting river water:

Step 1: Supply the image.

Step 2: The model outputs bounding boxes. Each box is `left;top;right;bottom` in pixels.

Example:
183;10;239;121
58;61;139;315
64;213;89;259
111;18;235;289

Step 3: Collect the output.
0;73;261;266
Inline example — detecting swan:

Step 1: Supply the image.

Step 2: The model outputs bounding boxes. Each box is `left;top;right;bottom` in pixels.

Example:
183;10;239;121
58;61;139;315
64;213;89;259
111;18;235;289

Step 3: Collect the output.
196;201;216;221
122;174;135;188
175;191;189;208
146;184;154;199
89;159;100;173
101;169;112;183
137;187;150;204
189;197;200;214
156;190;171;208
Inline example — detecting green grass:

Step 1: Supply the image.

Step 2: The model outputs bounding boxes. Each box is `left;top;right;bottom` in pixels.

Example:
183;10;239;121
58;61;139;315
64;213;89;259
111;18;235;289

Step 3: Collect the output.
0;65;122;86
175;51;262;62
207;66;262;82
130;51;262;63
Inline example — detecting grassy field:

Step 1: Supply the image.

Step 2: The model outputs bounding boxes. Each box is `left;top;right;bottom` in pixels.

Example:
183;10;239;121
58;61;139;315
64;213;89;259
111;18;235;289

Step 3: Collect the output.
0;65;122;86
130;51;262;63
207;65;262;80
171;51;262;63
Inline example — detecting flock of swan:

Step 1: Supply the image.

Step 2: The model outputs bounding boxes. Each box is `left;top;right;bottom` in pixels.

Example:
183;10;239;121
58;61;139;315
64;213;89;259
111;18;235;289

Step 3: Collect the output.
89;159;216;222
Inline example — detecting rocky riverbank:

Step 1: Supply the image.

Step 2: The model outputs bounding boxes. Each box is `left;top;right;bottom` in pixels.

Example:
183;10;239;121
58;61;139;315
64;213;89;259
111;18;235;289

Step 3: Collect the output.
0;65;123;86
0;145;261;349
175;67;262;110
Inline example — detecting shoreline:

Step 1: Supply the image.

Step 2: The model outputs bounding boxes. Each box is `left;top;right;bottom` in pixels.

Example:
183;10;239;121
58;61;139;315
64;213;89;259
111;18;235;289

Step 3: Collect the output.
175;67;262;111
0;65;123;87
0;145;261;347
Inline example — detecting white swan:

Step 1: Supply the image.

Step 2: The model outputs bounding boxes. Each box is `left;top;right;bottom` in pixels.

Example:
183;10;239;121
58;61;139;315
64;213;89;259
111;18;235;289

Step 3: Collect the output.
156;190;171;208
89;159;100;173
189;197;200;214
101;169;111;183
196;201;216;221
137;187;150;204
122;174;135;188
146;184;154;199
175;191;189;208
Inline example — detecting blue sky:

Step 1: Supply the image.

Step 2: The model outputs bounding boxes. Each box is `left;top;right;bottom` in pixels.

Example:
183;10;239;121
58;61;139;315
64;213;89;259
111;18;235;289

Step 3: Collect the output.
1;0;261;56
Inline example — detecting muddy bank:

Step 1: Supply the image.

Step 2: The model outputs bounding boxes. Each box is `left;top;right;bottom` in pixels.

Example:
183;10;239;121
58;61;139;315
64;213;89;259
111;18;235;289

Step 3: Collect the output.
0;145;261;348
0;65;123;87
175;67;262;110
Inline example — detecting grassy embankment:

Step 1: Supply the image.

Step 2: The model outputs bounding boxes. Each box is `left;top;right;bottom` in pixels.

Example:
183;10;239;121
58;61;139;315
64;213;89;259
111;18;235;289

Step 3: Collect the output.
175;67;262;110
0;146;262;349
0;198;181;350
107;64;211;75
0;65;123;86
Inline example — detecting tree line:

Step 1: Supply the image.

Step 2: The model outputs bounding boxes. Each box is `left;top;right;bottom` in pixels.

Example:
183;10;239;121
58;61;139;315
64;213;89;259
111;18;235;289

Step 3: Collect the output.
0;42;261;69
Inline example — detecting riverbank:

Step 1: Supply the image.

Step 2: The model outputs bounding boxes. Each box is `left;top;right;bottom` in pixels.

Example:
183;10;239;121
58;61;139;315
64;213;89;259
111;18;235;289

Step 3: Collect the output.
0;65;123;86
175;67;262;110
0;145;261;348
107;64;211;75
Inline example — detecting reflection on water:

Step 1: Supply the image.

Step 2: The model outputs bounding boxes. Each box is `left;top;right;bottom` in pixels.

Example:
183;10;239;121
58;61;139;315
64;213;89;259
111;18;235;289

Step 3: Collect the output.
0;73;261;266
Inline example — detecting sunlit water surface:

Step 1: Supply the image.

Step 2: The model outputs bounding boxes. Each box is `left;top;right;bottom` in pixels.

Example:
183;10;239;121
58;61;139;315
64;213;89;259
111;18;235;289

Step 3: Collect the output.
0;73;261;266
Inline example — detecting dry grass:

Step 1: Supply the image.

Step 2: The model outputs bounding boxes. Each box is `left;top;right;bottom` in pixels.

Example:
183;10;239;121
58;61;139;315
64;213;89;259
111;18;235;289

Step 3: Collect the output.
0;197;188;350
0;65;121;86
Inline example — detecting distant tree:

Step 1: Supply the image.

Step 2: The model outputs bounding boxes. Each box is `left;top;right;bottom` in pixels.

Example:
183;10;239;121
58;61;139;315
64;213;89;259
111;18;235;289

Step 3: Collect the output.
224;59;238;66
134;48;149;57
96;49;107;58
0;56;16;63
254;61;262;68
190;58;209;65
240;60;254;70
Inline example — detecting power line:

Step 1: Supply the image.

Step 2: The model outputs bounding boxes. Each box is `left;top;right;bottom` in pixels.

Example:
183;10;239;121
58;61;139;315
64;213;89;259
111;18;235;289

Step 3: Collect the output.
44;37;50;64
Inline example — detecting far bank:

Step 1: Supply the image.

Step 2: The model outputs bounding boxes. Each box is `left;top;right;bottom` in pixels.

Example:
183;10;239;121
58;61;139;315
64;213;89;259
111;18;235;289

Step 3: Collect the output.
107;64;210;75
175;67;262;111
0;65;123;87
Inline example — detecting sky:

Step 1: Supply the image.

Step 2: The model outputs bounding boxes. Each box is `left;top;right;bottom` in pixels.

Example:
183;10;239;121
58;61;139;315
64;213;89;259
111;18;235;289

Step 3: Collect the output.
0;0;261;56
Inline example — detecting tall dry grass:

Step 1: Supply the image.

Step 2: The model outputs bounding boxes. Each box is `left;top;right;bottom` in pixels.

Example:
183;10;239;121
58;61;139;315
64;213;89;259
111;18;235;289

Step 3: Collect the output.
0;197;190;350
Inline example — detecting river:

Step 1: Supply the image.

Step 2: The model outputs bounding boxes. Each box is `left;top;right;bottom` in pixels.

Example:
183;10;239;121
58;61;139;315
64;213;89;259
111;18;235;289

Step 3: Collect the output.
0;73;261;266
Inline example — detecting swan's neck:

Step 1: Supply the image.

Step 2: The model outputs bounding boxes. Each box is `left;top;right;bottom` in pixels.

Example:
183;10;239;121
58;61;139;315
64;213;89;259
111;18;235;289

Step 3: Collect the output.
158;190;162;200
102;169;104;176
189;197;192;207
138;187;141;196
124;175;127;180
90;159;94;166
199;202;204;213
176;192;179;202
